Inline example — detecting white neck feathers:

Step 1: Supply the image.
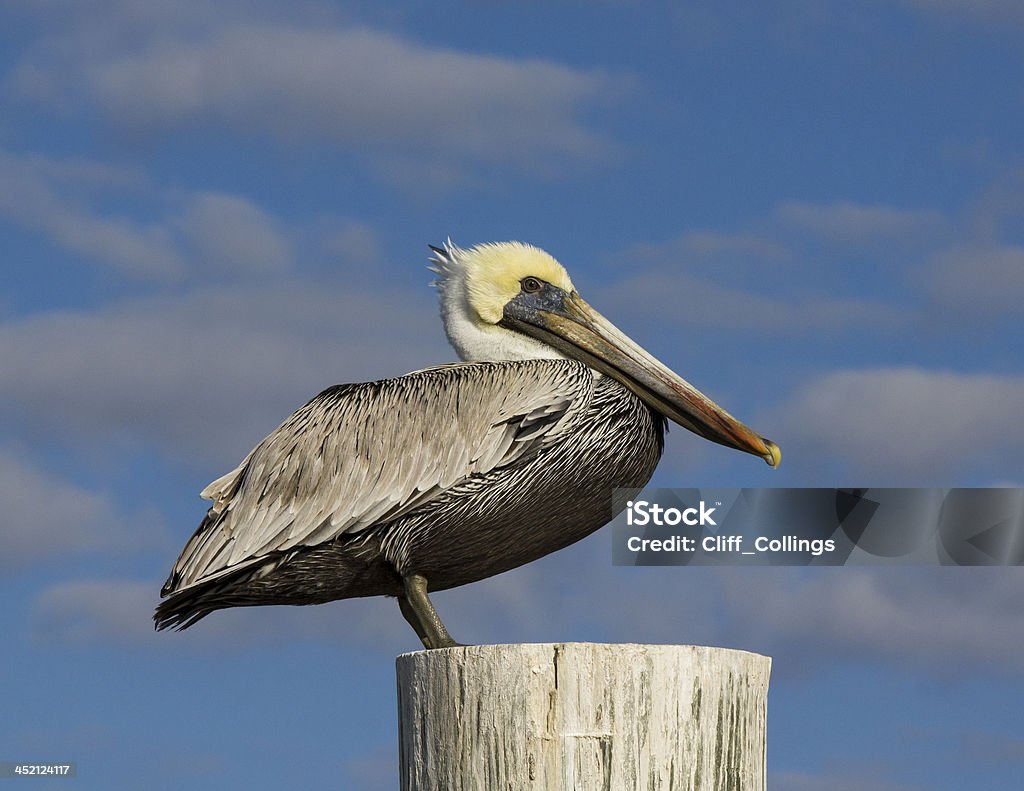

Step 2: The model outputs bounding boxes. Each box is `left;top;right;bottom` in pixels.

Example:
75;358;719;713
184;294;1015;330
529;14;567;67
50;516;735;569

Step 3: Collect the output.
431;241;567;362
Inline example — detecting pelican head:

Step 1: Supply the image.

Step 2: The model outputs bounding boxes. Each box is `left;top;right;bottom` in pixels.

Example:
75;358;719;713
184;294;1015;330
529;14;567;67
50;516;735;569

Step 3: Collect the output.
432;240;780;467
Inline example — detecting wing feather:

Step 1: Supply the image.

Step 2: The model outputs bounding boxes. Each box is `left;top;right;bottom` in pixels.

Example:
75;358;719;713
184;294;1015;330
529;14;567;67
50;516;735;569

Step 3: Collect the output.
163;360;592;592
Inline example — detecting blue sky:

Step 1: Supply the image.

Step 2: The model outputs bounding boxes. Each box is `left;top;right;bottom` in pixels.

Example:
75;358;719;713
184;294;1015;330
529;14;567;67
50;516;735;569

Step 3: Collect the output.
1;1;1022;789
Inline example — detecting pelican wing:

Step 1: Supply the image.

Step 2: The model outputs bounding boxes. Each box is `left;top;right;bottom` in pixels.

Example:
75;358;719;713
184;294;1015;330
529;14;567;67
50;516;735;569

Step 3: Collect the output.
163;360;592;592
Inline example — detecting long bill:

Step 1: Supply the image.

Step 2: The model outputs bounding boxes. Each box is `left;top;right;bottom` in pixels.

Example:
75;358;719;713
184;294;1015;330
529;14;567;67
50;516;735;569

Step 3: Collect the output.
502;289;781;467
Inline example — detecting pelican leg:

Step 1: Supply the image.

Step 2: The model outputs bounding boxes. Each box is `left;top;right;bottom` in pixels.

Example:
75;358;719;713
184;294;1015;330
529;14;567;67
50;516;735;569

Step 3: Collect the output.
397;594;431;646
399;574;463;649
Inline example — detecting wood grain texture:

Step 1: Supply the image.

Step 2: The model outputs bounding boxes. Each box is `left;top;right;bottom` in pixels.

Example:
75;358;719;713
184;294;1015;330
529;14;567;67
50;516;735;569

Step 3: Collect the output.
397;643;770;791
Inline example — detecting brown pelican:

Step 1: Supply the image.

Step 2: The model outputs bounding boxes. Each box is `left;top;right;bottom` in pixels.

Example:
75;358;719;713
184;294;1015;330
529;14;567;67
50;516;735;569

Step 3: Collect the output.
155;241;779;647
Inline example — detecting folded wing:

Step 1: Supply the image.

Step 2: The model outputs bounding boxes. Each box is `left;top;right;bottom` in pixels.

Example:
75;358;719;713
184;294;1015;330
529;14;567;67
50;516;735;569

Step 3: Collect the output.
161;360;593;595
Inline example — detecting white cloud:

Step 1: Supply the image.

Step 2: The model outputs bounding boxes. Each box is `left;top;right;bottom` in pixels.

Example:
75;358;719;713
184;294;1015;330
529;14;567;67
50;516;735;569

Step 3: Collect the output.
720;567;1024;678
504;539;1024;679
94;26;611;159
924;245;1024;318
776;200;945;242
965;166;1024;242
509;541;1024;681
0;147;298;280
768;367;1024;480
594;270;901;333
10;16;619;179
31;580;160;646
0;149;185;280
0;449;164;572
177;191;292;274
0;149;141;189
29;576;417;652
0;282;451;467
320;218;384;265
624;230;790;263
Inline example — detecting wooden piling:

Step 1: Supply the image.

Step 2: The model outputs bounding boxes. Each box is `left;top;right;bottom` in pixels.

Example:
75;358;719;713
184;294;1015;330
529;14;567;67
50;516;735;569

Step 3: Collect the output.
397;643;770;790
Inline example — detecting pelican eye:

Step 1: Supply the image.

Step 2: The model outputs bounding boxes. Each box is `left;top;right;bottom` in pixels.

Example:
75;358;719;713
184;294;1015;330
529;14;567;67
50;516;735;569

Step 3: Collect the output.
521;276;544;294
